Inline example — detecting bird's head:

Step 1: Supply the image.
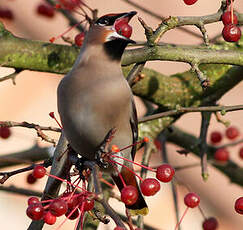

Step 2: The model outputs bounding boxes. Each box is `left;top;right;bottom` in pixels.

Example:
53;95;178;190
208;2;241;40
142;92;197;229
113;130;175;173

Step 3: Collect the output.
86;11;137;60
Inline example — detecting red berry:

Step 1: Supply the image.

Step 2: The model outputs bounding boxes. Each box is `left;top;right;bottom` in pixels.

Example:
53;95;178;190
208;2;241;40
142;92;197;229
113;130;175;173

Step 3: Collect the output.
0;8;14;20
44;211;56;225
27;173;37;184
156;164;175;183
66;195;79;210
37;4;55;18
239;147;243;159
114;227;125;230
202;217;218;230
183;0;198;5
210;131;222;144
0;126;11;139
65;208;79;220
83;199;95;211
59;0;82;11
74;32;85;47
117;24;132;38
49;199;68;217
225;126;240;140
222;24;241;42
27;197;39;206
49;112;55;118
184;192;200;208
32;165;46;179
26;204;44;220
235;197;243;215
121;185;138;205
140;178;160;196
222;11;238;25
114;18;133;38
214;148;229;162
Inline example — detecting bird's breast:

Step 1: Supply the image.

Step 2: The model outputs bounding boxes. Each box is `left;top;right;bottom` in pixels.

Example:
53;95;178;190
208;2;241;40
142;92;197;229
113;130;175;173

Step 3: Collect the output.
58;74;133;159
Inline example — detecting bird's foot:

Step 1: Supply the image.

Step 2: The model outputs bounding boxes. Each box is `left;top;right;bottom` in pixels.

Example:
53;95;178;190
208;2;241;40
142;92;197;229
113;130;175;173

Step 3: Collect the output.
95;128;117;169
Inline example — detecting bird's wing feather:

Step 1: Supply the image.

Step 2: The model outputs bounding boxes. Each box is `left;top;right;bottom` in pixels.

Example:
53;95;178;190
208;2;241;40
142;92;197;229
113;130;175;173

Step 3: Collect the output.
130;97;138;160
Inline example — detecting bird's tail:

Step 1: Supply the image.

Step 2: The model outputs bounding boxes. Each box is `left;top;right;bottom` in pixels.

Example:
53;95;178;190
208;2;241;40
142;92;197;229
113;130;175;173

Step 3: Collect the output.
112;167;148;216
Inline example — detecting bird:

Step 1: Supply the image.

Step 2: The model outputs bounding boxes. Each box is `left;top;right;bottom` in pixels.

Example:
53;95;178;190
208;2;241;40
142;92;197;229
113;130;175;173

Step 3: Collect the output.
57;11;148;216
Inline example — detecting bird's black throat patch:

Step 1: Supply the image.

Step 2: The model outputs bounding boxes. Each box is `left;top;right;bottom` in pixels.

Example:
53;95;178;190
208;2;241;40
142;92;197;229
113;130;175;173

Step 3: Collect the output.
103;39;128;61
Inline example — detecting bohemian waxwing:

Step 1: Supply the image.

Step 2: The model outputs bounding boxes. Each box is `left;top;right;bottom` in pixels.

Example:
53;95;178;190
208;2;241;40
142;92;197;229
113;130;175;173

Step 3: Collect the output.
57;11;148;216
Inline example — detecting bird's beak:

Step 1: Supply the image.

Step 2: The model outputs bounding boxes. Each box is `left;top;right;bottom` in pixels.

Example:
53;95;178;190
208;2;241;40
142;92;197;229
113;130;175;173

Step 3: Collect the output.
109;11;137;44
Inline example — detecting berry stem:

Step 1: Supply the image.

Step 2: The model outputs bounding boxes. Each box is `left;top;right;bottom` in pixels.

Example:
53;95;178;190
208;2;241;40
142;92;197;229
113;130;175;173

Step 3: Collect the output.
174;207;189;230
55;205;80;230
46;173;87;193
49;19;85;43
99;177;116;188
109;159;144;182
110;154;156;172
112;163;127;187
231;0;234;24
198;205;206;219
114;138;148;154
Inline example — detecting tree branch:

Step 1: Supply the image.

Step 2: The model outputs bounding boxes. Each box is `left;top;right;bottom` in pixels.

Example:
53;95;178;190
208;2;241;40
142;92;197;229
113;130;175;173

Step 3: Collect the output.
0;144;51;169
166;126;243;186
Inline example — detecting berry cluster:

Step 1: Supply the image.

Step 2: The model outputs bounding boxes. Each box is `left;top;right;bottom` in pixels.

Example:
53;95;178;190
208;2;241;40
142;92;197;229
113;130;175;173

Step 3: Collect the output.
210;126;241;163
109;142;175;205
221;0;241;42
26;165;95;226
36;0;84;18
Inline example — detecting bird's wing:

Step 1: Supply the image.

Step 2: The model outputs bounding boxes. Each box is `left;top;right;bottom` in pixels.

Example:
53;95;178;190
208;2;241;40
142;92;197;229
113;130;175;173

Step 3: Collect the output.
130;97;138;160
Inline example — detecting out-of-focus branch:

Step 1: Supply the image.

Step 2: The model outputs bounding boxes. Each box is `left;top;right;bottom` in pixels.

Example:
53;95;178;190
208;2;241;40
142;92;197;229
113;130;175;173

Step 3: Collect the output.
166;126;243;187
0;144;51;169
0;185;42;197
0;158;52;184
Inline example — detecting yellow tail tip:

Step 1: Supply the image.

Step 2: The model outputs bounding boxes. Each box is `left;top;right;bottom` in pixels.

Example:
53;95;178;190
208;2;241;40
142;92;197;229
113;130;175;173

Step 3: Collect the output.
129;207;149;216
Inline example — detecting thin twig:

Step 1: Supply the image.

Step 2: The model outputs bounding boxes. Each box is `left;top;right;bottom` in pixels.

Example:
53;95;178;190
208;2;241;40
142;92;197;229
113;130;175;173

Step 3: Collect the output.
0;185;42;197
190;63;210;88
138;105;243;123
0;158;53;184
199;112;211;181
0;144;51;169
122;0;202;39
0;120;61;145
0;121;61;132
45;0;85;32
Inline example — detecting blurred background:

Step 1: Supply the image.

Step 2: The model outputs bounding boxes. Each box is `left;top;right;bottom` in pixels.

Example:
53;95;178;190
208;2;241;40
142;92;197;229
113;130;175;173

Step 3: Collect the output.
0;0;243;229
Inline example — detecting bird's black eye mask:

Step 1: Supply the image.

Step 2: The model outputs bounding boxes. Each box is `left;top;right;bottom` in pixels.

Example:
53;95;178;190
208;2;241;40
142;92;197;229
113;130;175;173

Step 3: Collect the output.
95;13;127;26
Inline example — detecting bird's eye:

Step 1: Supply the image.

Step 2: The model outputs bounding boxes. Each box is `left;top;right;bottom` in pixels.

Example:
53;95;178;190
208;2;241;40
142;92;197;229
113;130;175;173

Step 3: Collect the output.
97;17;110;26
